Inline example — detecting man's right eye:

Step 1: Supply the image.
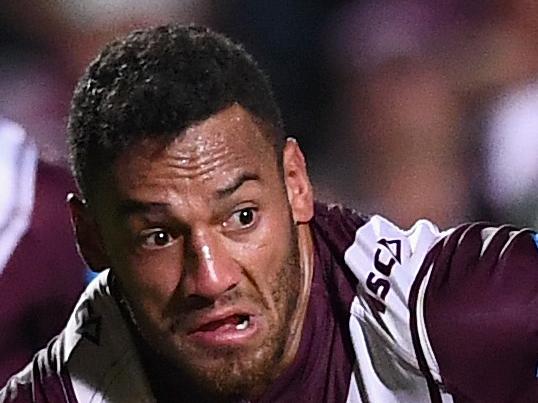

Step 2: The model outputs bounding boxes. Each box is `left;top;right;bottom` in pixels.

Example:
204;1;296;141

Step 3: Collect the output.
139;229;175;249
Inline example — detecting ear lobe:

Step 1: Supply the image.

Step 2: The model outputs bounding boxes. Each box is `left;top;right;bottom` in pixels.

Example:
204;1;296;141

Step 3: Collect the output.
282;138;314;224
67;193;110;272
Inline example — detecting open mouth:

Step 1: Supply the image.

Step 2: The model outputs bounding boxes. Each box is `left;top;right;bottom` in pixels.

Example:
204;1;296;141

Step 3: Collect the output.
195;314;250;332
188;313;258;346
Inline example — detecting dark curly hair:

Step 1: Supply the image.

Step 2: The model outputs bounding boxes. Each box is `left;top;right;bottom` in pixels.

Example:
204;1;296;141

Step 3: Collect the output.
68;24;284;200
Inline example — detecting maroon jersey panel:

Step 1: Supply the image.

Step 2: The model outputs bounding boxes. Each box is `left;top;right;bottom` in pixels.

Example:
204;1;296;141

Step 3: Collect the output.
423;223;538;402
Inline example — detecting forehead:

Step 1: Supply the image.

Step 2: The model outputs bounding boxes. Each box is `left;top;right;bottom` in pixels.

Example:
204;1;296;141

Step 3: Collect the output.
109;104;278;201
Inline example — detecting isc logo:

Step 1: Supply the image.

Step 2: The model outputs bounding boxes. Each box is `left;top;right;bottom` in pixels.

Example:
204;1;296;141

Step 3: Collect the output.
365;238;402;313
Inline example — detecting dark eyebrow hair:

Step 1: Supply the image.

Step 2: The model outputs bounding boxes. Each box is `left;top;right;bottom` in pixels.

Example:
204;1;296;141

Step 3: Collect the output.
215;172;260;199
116;172;259;216
117;200;169;217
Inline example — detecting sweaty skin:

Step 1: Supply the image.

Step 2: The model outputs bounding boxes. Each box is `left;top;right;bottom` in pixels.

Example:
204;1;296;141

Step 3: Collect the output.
71;104;315;401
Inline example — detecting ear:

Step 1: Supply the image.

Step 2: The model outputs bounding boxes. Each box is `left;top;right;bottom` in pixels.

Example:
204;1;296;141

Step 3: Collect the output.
67;193;110;272
282;138;314;224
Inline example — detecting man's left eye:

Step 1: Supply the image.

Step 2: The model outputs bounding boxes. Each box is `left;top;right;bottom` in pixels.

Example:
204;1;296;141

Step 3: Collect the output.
223;207;258;231
138;229;176;249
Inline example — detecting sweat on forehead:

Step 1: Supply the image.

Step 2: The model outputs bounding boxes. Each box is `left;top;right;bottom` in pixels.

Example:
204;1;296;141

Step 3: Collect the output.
113;105;279;199
118;105;276;175
90;104;280;208
67;24;285;200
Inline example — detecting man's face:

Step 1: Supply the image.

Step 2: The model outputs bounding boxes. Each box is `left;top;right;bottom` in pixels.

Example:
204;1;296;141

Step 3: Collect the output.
83;104;313;399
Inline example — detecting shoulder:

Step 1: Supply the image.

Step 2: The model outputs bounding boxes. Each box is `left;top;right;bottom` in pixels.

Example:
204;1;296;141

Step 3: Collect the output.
344;215;538;400
344;214;448;316
421;223;538;401
0;271;116;403
344;215;448;377
310;202;369;304
311;202;368;252
0;336;76;403
0;272;119;403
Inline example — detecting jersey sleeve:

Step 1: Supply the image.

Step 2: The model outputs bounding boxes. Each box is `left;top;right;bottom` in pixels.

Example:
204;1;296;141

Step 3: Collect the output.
344;216;448;374
344;215;538;402
420;223;538;402
0;336;77;403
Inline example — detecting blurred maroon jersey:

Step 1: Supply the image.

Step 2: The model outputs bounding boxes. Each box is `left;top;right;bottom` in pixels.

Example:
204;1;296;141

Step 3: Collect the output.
0;161;86;385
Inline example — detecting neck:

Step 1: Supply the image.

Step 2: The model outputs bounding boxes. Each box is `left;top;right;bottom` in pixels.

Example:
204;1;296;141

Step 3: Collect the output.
275;222;314;373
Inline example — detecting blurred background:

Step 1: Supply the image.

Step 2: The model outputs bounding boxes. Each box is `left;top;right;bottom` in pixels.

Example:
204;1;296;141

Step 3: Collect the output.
1;0;538;384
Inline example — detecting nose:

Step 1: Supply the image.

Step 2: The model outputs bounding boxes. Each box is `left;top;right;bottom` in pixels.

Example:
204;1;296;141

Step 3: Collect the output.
182;229;241;301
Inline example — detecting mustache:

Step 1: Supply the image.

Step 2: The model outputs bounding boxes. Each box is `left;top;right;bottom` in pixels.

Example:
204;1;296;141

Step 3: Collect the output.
165;286;263;320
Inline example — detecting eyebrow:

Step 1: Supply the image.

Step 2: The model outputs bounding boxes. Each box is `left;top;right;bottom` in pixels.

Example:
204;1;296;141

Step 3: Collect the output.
117;200;169;217
215;172;260;199
116;172;260;216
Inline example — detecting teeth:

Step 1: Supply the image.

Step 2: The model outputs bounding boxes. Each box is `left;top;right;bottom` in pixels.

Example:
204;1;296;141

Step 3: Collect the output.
235;317;249;331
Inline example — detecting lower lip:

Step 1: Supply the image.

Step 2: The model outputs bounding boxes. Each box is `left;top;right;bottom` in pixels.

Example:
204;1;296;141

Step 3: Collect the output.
187;317;260;347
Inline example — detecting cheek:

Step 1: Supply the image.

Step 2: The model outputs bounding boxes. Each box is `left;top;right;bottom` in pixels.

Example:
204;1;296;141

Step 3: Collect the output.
113;247;185;316
229;210;293;283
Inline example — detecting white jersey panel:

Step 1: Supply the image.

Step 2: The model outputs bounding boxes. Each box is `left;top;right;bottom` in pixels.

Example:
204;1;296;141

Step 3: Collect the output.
344;215;453;402
61;271;156;403
347;298;432;403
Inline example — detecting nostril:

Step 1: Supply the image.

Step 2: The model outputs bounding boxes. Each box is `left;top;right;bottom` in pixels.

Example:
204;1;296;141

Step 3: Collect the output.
225;282;237;293
185;295;214;310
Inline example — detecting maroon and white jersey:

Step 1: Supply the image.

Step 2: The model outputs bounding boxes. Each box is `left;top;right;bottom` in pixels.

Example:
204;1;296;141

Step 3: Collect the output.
345;214;538;402
1;204;537;402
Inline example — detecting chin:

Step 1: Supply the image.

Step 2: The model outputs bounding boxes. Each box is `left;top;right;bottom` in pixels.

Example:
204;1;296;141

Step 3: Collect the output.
148;325;285;400
183;352;277;399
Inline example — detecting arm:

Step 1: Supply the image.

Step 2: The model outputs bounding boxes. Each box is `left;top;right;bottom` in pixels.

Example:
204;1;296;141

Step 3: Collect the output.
419;223;538;402
345;216;538;402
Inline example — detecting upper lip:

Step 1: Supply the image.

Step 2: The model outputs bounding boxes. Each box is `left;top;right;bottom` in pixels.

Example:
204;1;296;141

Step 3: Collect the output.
186;307;256;334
